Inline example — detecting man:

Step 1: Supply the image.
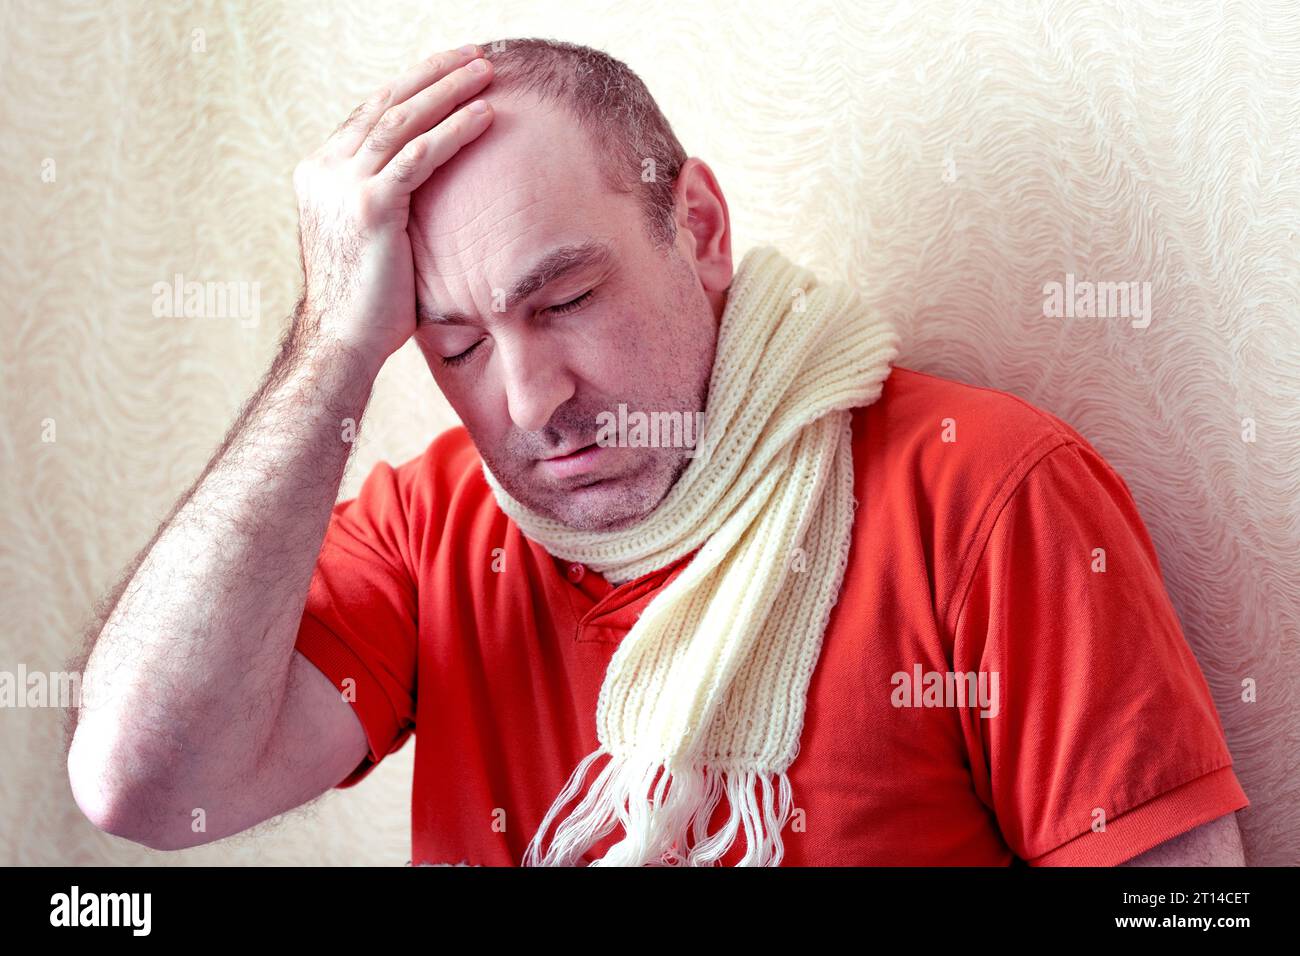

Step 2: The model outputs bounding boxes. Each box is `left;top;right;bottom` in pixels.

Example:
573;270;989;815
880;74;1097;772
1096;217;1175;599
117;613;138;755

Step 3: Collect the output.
66;38;1247;866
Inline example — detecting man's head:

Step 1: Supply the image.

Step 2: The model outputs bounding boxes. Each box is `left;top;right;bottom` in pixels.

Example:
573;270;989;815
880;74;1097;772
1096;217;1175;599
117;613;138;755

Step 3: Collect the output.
408;38;732;532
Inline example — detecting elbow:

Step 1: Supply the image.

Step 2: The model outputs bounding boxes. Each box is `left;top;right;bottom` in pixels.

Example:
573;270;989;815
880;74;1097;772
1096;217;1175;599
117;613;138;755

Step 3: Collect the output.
66;728;186;852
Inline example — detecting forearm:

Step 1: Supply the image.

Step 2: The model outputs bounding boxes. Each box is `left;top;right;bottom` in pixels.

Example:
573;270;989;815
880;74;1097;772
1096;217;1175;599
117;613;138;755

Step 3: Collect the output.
68;315;381;829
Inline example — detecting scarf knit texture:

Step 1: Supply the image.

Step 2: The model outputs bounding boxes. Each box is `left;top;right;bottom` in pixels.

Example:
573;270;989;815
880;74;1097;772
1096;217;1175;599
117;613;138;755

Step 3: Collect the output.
480;244;900;865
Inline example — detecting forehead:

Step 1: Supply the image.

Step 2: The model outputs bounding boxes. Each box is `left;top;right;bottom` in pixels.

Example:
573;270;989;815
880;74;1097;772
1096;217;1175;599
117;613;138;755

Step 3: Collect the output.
409;93;628;280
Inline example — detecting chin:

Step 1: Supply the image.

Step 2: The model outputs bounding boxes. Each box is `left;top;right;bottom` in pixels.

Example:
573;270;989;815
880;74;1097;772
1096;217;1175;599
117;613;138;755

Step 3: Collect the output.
491;447;686;533
539;480;658;532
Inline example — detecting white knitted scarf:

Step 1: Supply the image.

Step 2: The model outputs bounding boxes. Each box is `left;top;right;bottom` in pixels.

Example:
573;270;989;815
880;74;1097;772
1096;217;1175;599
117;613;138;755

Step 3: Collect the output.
480;244;900;865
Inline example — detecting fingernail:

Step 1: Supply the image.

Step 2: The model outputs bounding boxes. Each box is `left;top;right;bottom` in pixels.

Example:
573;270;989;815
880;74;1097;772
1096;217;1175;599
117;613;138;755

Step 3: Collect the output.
468;58;488;73
469;100;489;114
457;44;477;56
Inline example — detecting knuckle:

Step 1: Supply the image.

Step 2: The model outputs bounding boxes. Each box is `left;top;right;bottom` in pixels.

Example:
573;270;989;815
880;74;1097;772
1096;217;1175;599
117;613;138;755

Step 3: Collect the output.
334;101;368;135
380;105;410;130
388;144;426;183
402;138;427;163
363;130;394;155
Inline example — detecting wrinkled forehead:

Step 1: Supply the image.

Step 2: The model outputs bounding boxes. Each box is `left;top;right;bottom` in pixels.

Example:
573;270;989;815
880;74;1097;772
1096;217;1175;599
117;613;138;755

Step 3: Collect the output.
409;92;628;279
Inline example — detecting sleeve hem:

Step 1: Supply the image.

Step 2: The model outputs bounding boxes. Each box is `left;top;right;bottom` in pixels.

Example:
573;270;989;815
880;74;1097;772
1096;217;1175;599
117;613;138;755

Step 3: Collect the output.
294;613;409;788
1023;765;1249;867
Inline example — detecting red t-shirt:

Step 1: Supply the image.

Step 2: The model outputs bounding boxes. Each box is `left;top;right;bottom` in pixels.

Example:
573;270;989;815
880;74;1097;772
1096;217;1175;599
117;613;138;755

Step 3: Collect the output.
293;366;1248;865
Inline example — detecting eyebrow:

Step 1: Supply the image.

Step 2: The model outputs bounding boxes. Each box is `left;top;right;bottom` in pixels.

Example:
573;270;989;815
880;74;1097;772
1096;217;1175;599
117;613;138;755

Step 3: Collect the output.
416;239;615;327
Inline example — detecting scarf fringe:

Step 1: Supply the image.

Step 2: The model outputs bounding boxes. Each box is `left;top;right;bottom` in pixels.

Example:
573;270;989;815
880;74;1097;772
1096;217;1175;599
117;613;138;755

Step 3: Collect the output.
523;747;795;867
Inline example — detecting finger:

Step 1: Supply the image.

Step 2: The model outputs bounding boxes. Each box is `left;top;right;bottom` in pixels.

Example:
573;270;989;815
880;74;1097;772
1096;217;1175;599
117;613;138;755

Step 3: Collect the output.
355;57;493;174
378;99;493;195
387;44;482;108
327;89;388;153
326;43;482;156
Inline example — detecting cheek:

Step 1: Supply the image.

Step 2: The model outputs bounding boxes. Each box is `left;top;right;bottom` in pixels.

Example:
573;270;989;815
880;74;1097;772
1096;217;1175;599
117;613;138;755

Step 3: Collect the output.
425;368;514;453
418;343;477;425
607;308;699;385
414;335;444;372
571;310;657;387
444;392;510;461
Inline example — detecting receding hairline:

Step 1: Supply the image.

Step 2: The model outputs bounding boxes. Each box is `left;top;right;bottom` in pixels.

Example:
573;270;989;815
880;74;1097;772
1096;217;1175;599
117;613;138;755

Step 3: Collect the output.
476;37;688;249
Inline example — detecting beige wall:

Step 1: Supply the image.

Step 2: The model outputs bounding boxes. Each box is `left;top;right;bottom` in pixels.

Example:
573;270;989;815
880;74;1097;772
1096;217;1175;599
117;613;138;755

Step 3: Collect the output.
2;0;1295;865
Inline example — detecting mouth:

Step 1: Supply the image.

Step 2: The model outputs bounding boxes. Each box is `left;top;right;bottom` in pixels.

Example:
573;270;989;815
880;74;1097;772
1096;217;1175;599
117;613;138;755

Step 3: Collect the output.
536;441;608;481
540;442;596;462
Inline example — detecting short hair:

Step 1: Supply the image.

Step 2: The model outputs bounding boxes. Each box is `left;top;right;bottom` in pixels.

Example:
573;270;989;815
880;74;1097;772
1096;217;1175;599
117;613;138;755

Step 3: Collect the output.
477;37;688;251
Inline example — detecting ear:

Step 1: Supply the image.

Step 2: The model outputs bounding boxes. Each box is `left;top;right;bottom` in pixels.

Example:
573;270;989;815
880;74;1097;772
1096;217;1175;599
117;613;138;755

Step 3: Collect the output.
673;157;732;297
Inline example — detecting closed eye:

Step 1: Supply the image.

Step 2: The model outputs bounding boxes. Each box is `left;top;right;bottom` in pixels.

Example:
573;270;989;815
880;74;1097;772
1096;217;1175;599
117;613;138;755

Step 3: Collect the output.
439;290;596;368
439;340;482;368
547;290;594;315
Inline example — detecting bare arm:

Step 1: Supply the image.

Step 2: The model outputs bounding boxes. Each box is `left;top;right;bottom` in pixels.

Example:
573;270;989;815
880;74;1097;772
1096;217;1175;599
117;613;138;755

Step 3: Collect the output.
1118;812;1246;866
66;42;496;850
65;328;382;847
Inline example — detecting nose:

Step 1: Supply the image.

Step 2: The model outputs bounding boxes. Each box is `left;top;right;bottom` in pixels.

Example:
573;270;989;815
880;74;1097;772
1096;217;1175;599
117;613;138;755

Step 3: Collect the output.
497;334;576;434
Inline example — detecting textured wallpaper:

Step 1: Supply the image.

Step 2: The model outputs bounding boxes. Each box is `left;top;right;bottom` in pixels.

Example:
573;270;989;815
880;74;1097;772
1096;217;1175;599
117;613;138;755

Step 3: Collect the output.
1;0;1296;866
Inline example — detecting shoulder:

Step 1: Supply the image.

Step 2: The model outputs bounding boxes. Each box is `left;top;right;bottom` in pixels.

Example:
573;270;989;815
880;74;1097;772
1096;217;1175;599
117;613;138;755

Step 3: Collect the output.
852;365;1088;471
392;423;483;496
851;365;1102;519
849;366;1139;623
350;425;498;558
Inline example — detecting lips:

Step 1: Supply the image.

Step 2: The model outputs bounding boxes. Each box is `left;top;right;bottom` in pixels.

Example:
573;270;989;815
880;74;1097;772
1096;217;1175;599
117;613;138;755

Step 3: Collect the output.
536;442;608;480
540;442;596;462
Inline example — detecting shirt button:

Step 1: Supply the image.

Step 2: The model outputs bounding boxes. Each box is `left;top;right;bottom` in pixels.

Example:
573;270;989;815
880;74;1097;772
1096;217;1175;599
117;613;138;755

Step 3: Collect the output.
567;562;586;583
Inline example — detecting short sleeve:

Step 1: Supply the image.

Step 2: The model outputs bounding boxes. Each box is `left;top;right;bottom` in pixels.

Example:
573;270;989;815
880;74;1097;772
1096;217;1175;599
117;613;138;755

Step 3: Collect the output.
951;439;1248;866
294;460;419;788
